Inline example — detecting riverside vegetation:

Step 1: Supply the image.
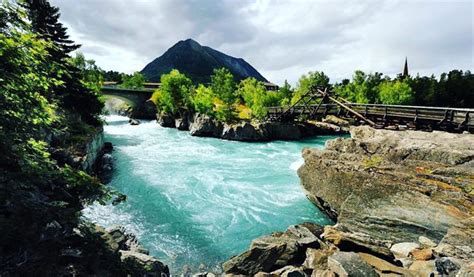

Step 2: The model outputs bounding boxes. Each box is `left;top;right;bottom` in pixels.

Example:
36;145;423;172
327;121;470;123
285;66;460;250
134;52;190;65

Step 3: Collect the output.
0;2;168;276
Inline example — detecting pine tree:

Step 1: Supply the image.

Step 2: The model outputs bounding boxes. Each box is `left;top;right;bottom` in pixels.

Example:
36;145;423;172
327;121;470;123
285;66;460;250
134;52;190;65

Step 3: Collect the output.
23;0;79;61
23;0;103;125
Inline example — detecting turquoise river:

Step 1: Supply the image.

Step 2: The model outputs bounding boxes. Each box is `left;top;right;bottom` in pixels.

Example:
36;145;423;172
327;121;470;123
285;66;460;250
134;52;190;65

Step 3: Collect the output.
83;115;335;273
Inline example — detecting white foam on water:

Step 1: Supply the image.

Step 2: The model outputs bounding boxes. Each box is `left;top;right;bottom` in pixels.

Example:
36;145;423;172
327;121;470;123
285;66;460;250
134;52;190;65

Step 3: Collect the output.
289;158;305;171
84;115;336;273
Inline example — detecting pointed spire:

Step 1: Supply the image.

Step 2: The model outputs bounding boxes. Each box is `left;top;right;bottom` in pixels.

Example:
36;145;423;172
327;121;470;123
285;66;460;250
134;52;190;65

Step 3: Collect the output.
403;57;409;78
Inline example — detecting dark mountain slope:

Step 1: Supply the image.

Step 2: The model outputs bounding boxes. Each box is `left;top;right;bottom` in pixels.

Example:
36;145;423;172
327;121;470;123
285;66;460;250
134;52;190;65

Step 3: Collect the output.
141;39;267;84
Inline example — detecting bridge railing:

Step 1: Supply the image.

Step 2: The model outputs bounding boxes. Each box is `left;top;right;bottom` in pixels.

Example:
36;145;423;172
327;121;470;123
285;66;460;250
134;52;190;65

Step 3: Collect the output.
267;103;473;129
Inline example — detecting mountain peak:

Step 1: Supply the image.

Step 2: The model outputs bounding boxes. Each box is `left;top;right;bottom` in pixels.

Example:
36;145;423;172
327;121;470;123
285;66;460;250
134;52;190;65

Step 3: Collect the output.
141;39;268;84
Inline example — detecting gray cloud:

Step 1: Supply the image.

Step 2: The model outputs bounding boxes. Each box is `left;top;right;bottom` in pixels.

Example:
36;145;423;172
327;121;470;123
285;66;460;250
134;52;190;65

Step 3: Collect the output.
51;0;473;85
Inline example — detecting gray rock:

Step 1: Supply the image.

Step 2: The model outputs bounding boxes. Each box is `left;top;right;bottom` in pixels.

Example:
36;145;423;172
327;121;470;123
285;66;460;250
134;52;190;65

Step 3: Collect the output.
157;113;176;128
418;236;437;248
222;122;267;141
327;252;378;277
299;126;473;249
120;250;169;276
435;257;462;275
222;244;286;275
390;242;420;258
98;153;113;183
189;114;223;137
176;118;190;131
222;223;324;275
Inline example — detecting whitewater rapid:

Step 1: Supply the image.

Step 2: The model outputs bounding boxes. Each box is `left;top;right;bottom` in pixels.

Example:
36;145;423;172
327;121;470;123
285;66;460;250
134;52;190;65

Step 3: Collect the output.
83;115;335;272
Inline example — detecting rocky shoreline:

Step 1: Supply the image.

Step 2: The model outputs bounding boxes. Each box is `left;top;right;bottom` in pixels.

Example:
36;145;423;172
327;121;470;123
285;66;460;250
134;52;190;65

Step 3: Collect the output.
156;113;349;141
220;126;473;276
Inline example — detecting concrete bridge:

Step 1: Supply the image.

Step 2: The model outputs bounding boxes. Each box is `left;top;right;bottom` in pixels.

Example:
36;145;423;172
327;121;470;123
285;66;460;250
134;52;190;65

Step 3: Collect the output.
100;86;154;108
100;86;157;119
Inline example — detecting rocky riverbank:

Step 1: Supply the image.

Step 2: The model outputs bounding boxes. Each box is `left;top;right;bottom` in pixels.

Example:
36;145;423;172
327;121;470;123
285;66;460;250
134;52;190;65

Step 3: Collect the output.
221;126;473;276
157;113;348;141
54;127;170;276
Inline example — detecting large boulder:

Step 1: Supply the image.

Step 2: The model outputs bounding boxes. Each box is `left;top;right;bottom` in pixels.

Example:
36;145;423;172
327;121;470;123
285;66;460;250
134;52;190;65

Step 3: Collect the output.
327;252;378;277
189;114;223;137
298;126;473;270
222;122;267;142
119;250;169;277
223;223;324;275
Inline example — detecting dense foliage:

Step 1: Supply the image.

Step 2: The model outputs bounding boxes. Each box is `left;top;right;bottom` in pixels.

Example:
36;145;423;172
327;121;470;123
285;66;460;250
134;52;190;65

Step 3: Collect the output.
0;1;116;275
153;68;288;122
334;70;473;107
152;69;193;115
119;71;145;89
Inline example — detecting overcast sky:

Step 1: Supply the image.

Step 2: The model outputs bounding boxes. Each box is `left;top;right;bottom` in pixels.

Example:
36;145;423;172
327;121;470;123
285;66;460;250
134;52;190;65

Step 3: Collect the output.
51;0;473;85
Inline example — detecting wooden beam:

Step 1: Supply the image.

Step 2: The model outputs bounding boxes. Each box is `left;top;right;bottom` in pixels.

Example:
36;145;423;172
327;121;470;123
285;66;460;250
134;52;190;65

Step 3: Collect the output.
317;88;376;126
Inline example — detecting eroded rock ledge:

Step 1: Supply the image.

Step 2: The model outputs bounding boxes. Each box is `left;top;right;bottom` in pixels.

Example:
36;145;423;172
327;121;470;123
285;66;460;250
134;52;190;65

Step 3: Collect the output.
222;127;473;276
157;113;348;141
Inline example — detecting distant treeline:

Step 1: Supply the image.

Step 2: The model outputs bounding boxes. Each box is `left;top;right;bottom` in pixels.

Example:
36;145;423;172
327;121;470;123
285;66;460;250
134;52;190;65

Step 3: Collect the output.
334;70;473;108
109;68;473;110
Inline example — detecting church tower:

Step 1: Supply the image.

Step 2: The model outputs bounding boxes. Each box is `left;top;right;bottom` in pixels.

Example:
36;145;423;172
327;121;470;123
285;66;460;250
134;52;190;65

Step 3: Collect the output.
403;57;409;78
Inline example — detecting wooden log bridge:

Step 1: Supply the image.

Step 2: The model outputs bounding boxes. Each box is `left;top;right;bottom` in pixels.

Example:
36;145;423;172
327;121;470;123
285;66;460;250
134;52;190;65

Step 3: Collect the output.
265;86;474;133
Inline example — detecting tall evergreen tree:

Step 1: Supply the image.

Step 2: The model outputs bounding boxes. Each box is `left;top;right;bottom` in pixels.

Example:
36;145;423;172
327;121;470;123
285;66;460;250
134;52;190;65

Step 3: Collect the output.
23;0;103;125
23;0;79;61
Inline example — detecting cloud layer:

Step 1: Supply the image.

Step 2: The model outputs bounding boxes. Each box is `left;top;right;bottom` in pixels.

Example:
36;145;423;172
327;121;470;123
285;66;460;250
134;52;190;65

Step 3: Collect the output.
51;0;473;85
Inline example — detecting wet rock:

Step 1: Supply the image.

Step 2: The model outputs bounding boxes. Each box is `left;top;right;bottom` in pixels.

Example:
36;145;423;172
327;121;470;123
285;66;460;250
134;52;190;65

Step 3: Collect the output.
222;122;267;141
98;153;113;183
106;226;149;254
119;250;169;276
129;118;140;125
175;118;190;131
435;257;462;276
327;252;378;277
189;114;223;137
103;142;113;153
157;112;176;128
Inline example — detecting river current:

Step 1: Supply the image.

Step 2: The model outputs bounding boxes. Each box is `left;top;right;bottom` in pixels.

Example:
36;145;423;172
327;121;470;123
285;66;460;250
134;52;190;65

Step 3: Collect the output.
83;115;334;273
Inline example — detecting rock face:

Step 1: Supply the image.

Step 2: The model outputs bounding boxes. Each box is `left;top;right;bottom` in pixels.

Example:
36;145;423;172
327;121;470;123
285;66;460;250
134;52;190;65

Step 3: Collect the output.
102;225;169;276
157;112;176;128
188;114;347;141
298;126;473;271
327;252;378;277
222;223;325;275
